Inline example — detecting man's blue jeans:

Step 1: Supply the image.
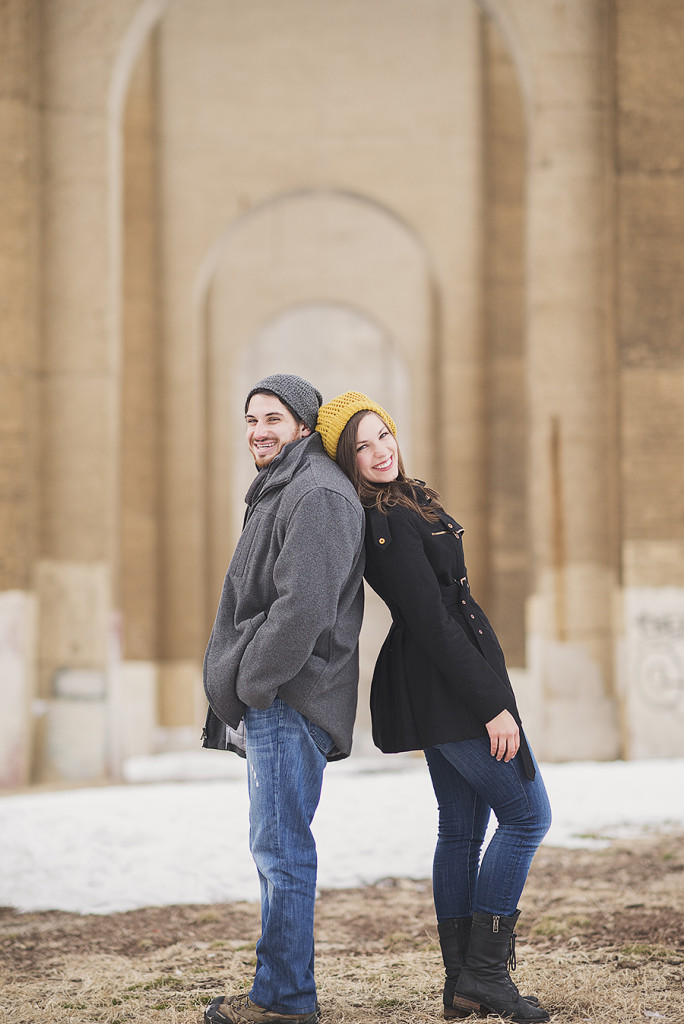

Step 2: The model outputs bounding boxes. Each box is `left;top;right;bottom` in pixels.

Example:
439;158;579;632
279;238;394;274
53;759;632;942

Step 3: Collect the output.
424;737;552;920
244;699;334;1015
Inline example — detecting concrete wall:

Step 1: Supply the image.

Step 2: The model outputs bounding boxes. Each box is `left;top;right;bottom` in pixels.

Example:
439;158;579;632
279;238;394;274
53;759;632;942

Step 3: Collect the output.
0;0;682;784
614;0;684;756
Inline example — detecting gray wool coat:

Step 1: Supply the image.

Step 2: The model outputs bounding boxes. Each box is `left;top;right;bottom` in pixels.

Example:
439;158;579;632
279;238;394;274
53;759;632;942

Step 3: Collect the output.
203;432;365;760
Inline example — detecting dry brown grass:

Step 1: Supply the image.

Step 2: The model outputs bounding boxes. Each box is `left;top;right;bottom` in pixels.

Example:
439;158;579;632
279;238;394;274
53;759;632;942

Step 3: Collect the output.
1;831;683;1024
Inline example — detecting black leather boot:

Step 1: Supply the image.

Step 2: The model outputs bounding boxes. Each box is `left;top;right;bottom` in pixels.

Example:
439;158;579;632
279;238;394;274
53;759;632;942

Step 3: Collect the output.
452;911;549;1023
438;917;472;1019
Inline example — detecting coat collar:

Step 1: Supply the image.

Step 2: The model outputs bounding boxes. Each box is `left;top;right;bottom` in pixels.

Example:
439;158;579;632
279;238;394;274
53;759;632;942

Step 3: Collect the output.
244;432;323;508
365;484;464;549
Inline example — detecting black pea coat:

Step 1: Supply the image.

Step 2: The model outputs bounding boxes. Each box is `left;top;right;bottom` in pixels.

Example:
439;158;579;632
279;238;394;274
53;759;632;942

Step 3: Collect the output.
364;490;535;780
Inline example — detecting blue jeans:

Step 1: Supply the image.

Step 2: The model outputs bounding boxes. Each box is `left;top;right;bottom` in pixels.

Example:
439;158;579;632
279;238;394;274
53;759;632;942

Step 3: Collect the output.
424;737;551;920
244;699;334;1015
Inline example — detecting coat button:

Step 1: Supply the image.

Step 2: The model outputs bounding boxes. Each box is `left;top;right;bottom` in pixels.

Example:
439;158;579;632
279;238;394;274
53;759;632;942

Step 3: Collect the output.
378;537;386;544
478;629;483;634
461;600;466;605
470;614;475;619
448;523;453;529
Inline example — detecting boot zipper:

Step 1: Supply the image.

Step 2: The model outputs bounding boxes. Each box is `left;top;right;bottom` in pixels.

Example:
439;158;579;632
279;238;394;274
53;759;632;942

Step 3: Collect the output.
492;915;500;933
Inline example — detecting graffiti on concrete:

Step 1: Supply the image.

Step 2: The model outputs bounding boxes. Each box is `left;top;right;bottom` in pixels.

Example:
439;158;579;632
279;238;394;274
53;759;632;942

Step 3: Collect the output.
633;611;684;718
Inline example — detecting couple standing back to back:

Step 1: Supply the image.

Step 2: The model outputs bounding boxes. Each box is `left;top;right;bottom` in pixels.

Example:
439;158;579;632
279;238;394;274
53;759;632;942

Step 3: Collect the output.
202;374;551;1024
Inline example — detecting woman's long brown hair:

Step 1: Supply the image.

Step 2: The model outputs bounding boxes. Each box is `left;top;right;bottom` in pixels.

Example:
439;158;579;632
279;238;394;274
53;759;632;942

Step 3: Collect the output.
336;410;441;521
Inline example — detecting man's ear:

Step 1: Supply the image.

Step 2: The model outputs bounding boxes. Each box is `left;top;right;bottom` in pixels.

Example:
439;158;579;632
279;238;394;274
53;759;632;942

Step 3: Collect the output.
300;424;312;437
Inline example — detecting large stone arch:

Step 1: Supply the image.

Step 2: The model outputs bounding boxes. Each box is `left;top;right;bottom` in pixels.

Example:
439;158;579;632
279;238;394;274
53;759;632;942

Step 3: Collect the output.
13;0;622;782
112;0;621;764
194;186;436;574
191;188;435;735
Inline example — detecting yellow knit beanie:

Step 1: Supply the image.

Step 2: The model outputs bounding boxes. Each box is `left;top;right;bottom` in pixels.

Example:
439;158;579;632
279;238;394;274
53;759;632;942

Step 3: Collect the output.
316;391;397;461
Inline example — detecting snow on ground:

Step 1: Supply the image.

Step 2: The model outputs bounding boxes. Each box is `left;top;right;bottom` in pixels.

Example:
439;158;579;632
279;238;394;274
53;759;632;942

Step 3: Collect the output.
0;754;683;916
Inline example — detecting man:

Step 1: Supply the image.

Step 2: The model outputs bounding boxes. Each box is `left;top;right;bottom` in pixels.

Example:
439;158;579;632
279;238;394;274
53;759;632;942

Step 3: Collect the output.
203;373;365;1024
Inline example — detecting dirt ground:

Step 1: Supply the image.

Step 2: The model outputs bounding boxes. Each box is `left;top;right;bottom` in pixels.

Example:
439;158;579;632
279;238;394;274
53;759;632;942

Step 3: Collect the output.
1;831;683;1024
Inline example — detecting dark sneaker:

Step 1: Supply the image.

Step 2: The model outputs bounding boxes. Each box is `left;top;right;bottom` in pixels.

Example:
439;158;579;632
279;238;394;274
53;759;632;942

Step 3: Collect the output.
204;994;319;1024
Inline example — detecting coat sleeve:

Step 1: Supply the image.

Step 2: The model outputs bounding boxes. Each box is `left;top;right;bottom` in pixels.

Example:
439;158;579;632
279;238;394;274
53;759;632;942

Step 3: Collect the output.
235;488;363;708
367;509;518;725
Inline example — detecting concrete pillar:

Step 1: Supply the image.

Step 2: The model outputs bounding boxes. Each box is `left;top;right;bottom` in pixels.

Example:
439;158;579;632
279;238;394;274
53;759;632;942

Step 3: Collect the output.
116;34;161;759
489;0;620;759
435;3;488;581
481;15;527;669
0;0;40;787
614;0;684;757
36;0;159;780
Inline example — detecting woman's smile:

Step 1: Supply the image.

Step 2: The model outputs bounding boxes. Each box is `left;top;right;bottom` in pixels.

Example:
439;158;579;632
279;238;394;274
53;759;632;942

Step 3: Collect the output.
355;412;400;483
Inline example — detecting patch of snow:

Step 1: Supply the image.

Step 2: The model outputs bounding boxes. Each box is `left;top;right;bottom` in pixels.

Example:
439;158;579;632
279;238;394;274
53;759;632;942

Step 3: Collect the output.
0;756;682;915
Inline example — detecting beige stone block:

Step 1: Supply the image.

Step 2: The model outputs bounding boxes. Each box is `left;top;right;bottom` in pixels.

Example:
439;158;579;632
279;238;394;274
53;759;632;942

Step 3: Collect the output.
0;370;38;590
619;585;684;758
617;179;684;368
507;667;544;753
0;3;40;595
161;0;473;142
515;0;604;58
541;695;620;762
0;590;36;788
317;0;477;139
530;52;605;109
486;211;525;285
531;106;605;175
41;183;112;375
34;697;108;783
623;541;684;590
528;177;606;305
525;412;616;577
358;587;391;734
36;561;111;685
158;660;202;728
532;560;615;645
487;575;527;671
110;661;158;766
557;564;617;640
40;0;145;108
543;635;608;702
616;0;684;171
621;368;684;539
525;623;620;761
120;37;161;662
40;376;115;561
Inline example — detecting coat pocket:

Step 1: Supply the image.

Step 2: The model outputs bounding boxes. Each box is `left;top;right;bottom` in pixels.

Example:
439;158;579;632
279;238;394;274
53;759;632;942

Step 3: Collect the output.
204;609;267;723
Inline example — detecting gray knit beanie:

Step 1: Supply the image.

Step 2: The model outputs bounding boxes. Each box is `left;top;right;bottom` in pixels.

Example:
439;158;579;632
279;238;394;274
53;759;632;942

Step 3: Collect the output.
245;373;323;432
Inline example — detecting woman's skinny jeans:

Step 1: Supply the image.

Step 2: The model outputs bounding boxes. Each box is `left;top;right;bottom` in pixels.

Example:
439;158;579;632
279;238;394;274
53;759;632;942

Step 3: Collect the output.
424;736;552;920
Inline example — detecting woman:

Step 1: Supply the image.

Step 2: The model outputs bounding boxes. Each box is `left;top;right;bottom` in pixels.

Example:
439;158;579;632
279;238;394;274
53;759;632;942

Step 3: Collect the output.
316;392;552;1024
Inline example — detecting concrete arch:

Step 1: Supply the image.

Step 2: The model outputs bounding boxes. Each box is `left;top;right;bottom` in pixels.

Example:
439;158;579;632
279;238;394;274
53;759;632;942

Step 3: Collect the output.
110;0;617;766
475;0;533;120
196;188;435;606
110;0;619;766
193;186;439;311
109;0;172;373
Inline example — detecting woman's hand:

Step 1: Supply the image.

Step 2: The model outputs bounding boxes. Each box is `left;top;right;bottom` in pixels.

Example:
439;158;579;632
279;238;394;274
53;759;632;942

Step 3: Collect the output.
485;709;520;762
